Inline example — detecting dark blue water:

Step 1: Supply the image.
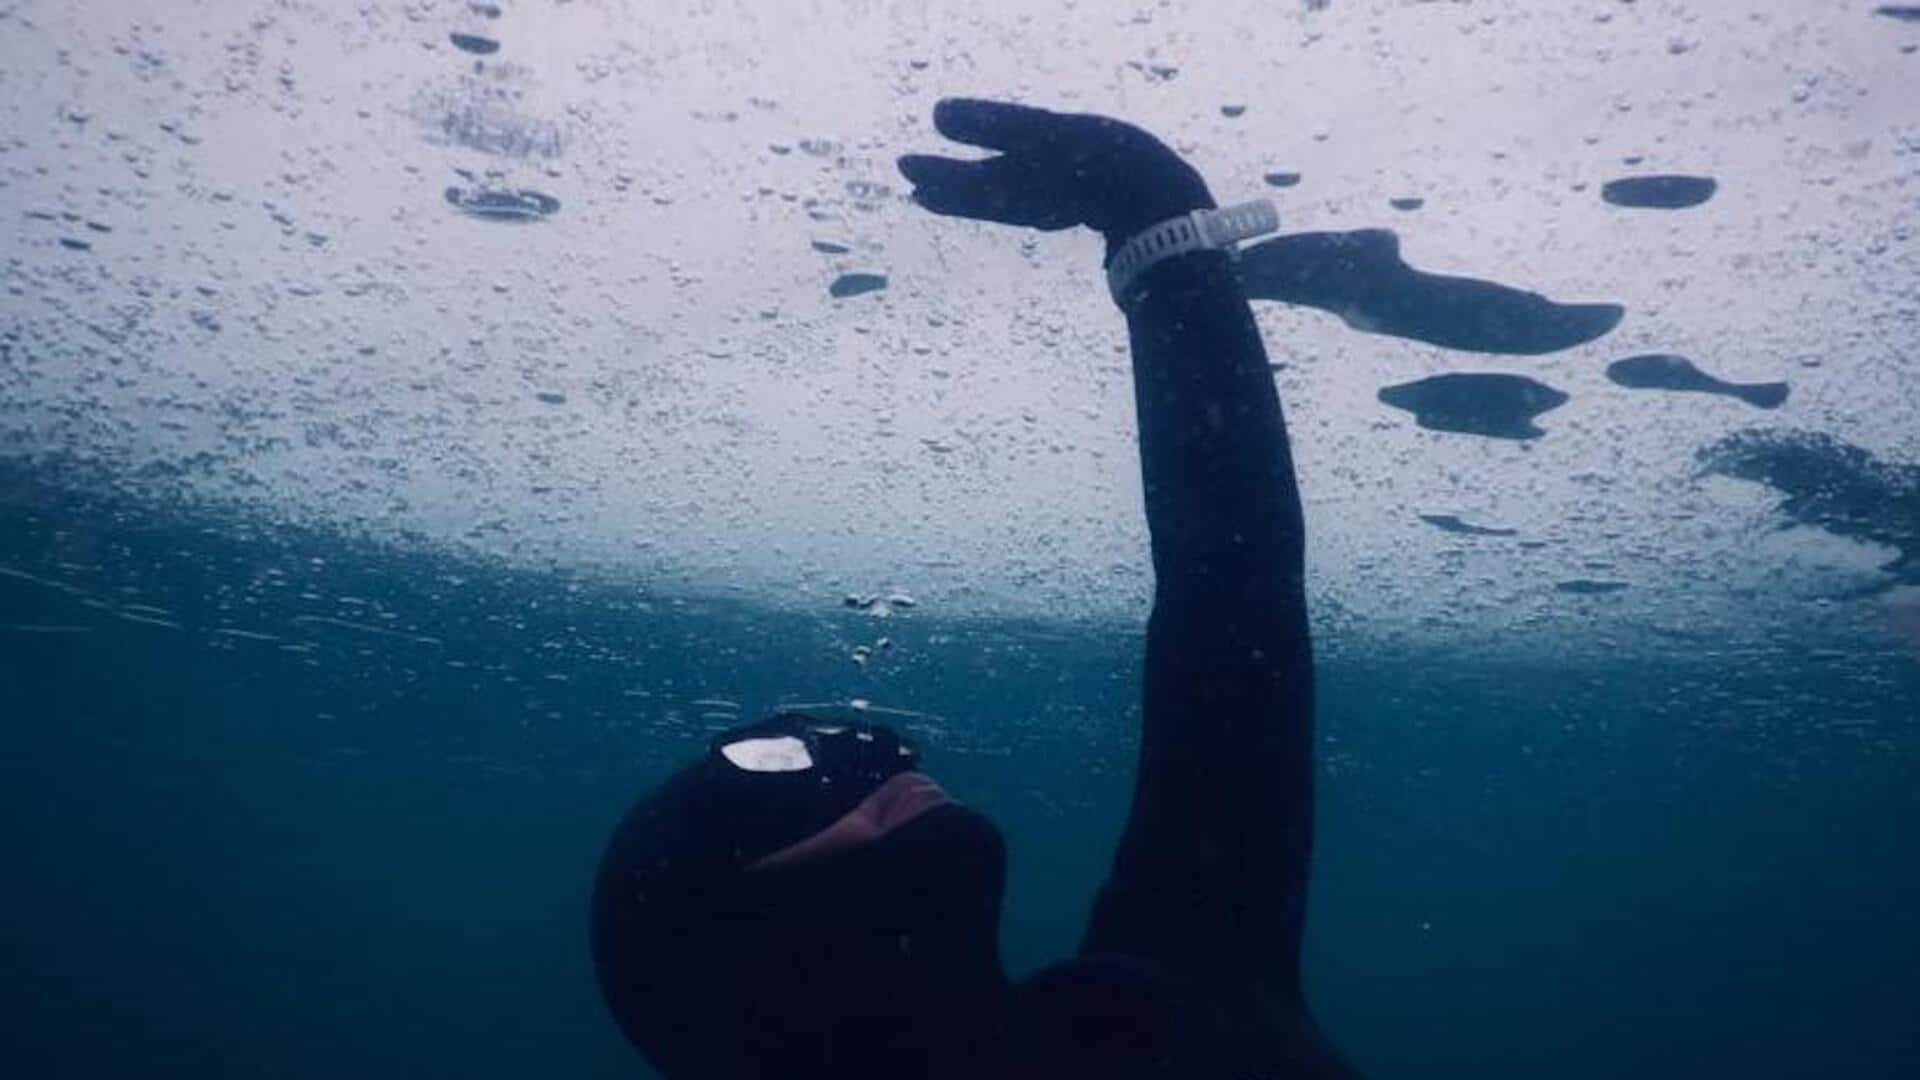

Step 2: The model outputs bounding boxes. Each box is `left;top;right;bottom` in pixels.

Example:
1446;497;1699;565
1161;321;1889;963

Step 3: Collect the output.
3;479;1917;1078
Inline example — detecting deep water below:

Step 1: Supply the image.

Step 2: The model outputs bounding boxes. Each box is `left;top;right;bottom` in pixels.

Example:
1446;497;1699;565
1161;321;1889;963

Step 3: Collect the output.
2;487;1916;1079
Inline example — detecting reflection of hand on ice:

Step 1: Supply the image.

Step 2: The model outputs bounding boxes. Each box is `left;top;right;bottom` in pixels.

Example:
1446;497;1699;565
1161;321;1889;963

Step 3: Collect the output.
1889;588;1920;659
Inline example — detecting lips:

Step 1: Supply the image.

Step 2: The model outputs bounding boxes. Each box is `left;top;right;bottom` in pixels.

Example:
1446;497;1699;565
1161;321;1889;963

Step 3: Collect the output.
748;771;955;871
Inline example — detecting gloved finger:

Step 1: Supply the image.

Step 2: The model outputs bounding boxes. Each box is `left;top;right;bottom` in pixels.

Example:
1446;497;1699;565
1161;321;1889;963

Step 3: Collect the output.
897;153;975;190
898;154;1078;230
931;98;1062;156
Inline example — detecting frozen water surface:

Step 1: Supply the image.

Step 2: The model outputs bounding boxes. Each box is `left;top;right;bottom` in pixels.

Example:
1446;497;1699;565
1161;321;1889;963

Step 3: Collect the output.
0;1;1915;660
2;6;1919;1078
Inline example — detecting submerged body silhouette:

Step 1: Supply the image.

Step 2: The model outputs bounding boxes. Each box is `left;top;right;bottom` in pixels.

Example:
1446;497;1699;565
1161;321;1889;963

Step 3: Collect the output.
593;99;1357;1080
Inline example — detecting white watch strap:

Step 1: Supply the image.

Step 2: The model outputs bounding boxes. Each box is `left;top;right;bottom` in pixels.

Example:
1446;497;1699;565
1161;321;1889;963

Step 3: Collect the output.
1106;199;1281;305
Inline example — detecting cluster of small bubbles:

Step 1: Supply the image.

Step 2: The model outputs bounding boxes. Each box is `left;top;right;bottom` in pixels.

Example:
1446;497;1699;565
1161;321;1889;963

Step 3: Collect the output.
844;592;917;618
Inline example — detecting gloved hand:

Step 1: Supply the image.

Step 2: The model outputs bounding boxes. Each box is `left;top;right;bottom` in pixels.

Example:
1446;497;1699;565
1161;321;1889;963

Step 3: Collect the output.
897;98;1215;259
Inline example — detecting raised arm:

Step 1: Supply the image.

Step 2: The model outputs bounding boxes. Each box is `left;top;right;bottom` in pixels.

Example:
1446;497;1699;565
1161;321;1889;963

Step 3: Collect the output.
1092;241;1314;997
900;100;1318;1007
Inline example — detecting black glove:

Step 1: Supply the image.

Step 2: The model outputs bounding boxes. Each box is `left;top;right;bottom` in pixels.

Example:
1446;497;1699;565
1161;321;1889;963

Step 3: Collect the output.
897;98;1215;258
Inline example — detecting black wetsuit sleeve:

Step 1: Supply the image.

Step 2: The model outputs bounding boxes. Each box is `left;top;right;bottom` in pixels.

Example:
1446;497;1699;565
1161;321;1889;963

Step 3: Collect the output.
1080;248;1316;1007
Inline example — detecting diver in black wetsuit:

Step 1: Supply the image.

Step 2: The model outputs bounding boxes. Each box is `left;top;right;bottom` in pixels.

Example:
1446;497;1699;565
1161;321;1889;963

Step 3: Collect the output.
591;99;1356;1079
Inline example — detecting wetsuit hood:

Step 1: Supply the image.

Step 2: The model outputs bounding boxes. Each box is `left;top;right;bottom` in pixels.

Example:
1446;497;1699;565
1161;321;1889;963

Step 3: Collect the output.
591;749;1010;1080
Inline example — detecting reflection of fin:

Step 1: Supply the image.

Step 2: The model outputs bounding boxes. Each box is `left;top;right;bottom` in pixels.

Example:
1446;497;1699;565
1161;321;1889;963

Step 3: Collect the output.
1237;230;1623;355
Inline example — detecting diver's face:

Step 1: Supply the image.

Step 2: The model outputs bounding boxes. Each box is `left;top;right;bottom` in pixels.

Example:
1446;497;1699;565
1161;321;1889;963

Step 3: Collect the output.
729;785;1012;1078
744;771;1009;987
750;770;957;870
